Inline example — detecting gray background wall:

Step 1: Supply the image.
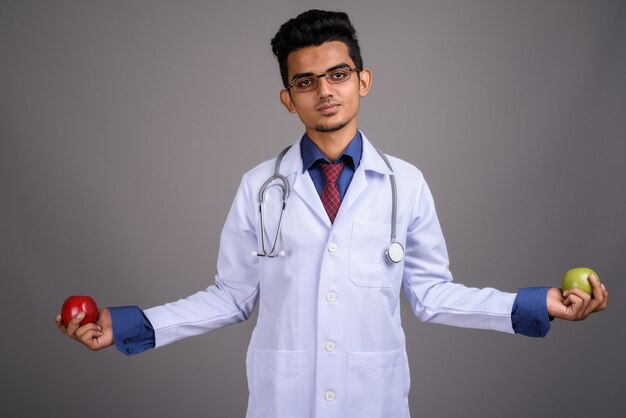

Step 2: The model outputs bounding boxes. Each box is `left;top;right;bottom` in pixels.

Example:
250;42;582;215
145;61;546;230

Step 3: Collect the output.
1;1;625;417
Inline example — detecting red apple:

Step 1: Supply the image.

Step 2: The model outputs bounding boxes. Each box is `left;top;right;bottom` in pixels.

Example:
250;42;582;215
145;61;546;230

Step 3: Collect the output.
61;295;99;326
561;267;599;295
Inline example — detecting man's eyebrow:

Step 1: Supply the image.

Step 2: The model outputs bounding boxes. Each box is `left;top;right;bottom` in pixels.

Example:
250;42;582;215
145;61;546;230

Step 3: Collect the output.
291;63;352;81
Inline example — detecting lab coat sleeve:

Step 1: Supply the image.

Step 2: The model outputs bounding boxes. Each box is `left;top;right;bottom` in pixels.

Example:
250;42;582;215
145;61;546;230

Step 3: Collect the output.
401;175;516;333
144;174;260;348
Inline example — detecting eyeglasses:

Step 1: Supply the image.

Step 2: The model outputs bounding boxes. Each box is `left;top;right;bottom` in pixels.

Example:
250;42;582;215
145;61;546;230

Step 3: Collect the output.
286;67;358;92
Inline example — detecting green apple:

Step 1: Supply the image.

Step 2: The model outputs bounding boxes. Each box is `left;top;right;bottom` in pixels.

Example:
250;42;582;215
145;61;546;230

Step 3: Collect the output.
561;267;599;295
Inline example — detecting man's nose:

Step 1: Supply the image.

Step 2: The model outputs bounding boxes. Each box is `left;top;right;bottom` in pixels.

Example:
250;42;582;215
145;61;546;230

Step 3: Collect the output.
317;76;334;97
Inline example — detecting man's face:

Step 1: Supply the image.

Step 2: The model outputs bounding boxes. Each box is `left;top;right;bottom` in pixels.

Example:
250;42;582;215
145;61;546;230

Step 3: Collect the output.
280;41;371;137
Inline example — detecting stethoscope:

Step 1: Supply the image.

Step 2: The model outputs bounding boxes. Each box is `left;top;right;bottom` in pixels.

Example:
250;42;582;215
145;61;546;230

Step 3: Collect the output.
252;145;405;264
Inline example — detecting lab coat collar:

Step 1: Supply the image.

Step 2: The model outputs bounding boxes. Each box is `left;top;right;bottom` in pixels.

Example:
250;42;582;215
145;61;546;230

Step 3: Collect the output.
300;131;362;171
360;132;394;176
277;131;393;227
277;131;393;177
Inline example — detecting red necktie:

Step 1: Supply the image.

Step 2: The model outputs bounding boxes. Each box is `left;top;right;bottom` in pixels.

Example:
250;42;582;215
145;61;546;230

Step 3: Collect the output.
319;161;344;223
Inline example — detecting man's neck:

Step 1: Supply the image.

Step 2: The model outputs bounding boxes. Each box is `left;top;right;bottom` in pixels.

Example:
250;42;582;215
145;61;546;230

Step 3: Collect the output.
305;127;358;162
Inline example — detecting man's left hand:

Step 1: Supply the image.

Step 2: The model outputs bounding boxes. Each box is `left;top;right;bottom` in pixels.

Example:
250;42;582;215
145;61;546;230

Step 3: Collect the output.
547;275;608;320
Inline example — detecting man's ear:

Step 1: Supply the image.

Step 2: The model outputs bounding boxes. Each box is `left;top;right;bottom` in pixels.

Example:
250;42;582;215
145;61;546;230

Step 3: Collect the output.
280;89;297;113
358;68;372;97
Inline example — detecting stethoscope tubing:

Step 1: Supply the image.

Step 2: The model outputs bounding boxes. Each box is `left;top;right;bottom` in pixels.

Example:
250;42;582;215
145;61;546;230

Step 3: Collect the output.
255;147;291;258
255;144;404;263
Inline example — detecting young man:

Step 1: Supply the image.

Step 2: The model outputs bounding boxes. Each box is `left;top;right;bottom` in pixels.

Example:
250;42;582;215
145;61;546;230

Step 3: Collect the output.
57;10;608;418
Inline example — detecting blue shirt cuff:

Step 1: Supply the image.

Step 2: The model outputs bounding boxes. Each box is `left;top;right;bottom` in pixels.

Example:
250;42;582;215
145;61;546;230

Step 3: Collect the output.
511;287;551;338
110;306;155;356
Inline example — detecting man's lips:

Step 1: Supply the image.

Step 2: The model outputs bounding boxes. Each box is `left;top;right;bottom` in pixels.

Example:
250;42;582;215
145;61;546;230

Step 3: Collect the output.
317;102;340;114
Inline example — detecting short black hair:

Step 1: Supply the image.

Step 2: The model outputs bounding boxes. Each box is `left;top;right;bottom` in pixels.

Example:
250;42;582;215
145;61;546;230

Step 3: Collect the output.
271;9;363;88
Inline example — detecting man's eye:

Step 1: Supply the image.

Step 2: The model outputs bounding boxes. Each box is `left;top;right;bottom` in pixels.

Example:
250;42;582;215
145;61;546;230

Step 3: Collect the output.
331;71;348;79
296;78;314;88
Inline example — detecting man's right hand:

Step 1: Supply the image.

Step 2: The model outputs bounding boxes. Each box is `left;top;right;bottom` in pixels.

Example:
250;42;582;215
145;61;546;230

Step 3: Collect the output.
56;307;114;351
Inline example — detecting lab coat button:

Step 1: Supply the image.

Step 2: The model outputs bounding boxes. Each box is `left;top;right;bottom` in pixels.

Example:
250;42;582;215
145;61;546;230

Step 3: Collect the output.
325;341;337;352
324;390;336;402
328;242;338;253
531;320;539;326
326;291;337;302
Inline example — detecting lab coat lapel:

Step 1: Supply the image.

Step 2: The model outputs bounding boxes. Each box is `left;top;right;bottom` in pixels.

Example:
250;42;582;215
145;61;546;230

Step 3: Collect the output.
275;133;393;227
336;134;392;223
278;139;331;226
337;163;366;222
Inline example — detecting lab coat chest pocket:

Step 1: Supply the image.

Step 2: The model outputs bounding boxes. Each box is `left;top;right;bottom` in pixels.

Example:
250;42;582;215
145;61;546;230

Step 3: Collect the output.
346;348;409;418
349;221;404;287
252;349;310;417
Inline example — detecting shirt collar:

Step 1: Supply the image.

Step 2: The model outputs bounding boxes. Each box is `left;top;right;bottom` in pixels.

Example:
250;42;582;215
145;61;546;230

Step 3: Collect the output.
300;131;363;172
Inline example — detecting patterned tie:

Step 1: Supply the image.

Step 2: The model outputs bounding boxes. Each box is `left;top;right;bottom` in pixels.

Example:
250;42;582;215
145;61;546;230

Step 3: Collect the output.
319;161;345;223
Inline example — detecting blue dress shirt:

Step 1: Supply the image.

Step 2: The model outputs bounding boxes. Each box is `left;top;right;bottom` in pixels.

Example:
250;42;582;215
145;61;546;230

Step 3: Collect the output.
110;133;551;355
301;131;362;200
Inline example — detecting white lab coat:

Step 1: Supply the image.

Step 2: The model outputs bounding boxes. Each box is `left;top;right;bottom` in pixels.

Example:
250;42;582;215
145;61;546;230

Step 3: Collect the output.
145;133;517;418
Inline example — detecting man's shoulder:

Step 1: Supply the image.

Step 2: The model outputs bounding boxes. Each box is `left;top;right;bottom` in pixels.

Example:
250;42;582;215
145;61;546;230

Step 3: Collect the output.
245;157;277;176
385;154;422;176
242;140;301;181
238;158;278;190
360;132;423;179
372;151;425;187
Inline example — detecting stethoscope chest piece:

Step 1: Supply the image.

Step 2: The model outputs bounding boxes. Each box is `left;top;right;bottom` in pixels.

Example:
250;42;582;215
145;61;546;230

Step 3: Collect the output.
386;241;405;263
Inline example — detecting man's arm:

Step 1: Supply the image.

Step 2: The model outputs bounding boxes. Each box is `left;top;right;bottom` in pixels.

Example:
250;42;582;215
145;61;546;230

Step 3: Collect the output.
55;172;263;353
401;171;609;331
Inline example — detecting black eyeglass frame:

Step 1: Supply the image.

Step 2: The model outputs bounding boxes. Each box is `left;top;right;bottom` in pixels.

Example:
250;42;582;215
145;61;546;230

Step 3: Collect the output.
286;66;360;92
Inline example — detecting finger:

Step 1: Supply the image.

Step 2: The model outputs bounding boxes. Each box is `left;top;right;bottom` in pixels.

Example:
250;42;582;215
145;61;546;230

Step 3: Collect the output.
563;293;585;320
583;299;600;318
568;283;604;318
65;311;85;338
562;290;584;307
90;334;106;349
595;283;608;312
589;275;604;302
55;314;68;334
75;322;100;340
77;328;105;350
571;288;594;319
565;287;591;303
583;275;604;316
75;321;101;337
